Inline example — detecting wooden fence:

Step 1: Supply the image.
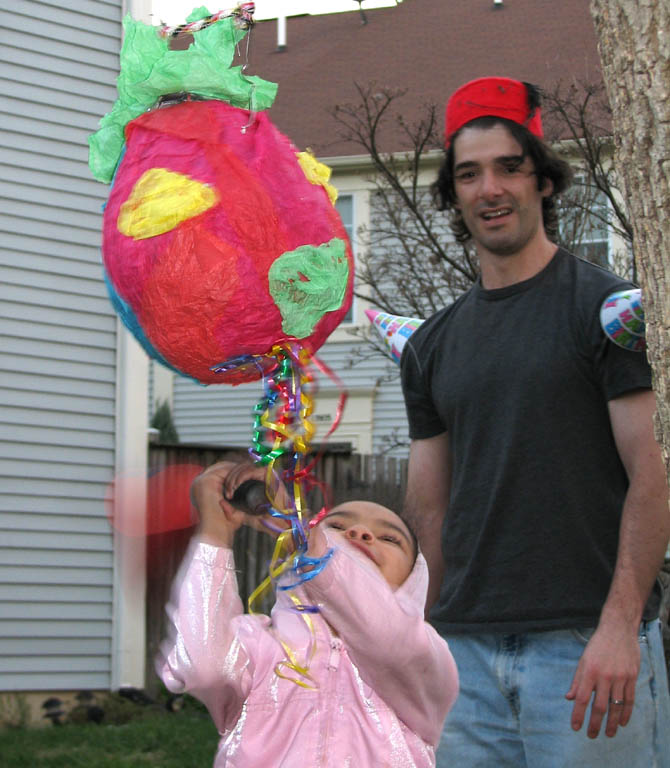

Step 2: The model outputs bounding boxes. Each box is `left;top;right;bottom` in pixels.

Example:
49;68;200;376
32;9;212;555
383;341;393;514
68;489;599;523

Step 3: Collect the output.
144;442;408;692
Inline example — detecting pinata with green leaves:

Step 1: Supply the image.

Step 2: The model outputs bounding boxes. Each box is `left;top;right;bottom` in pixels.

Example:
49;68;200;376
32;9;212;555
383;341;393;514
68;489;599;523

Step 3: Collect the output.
89;3;353;386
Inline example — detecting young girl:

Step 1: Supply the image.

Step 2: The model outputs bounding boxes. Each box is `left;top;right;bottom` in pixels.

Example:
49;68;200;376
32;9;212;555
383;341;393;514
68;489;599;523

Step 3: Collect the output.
159;461;458;767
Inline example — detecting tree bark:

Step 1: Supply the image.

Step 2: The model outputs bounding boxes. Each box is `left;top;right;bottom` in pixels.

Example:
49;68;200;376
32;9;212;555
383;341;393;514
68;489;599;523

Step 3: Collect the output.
590;0;670;475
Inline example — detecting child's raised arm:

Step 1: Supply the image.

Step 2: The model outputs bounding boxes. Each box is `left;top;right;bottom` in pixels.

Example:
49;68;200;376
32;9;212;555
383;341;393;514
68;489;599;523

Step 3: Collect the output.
158;461;272;733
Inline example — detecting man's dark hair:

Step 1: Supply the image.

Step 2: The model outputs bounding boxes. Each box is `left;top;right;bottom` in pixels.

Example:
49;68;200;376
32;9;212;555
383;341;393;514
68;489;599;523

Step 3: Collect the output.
431;115;573;243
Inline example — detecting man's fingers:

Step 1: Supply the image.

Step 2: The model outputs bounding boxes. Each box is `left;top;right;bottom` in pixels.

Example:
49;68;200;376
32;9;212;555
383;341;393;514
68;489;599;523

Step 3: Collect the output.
566;666;590;730
586;686;610;739
570;698;588;731
604;690;626;738
619;679;636;727
570;674;638;737
568;685;590;731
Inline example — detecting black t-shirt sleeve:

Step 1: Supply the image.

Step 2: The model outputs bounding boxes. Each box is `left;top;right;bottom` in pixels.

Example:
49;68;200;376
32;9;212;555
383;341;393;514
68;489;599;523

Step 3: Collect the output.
598;337;652;400
400;338;446;440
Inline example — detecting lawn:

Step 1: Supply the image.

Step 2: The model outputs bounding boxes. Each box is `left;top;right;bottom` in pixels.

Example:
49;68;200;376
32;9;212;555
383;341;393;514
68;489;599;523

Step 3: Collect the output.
0;705;219;767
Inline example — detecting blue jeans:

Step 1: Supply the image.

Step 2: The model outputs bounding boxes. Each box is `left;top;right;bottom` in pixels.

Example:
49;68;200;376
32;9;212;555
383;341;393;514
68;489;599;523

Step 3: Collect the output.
438;620;670;767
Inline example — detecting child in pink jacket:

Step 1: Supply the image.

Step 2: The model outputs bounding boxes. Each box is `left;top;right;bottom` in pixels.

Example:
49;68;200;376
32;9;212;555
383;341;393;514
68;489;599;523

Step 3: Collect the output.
159;461;458;767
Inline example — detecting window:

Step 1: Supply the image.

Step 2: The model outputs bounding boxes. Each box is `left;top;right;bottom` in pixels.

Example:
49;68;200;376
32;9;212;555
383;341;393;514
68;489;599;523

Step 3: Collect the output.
335;194;354;323
574;185;609;267
560;177;610;268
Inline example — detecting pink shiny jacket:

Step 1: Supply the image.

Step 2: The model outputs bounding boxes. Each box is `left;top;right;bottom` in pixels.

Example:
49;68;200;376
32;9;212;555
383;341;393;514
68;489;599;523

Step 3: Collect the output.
159;531;458;767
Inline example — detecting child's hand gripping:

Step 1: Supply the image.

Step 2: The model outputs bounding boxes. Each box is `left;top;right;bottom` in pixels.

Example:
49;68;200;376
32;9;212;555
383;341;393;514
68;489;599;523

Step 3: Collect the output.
192;461;290;548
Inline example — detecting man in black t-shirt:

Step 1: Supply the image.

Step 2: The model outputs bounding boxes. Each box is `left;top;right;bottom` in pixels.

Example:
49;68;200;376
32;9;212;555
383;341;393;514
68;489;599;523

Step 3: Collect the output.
401;77;670;767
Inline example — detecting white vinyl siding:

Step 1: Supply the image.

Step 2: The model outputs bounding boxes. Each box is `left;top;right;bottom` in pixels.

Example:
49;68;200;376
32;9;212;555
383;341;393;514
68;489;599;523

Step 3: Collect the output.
0;0;121;691
371;372;409;456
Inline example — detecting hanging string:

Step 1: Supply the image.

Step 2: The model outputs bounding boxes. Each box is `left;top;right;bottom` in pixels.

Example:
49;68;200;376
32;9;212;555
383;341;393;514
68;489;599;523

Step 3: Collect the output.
158;3;256;38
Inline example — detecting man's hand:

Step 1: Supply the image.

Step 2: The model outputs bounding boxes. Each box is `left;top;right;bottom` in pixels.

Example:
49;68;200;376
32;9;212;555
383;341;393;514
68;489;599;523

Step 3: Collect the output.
565;621;640;738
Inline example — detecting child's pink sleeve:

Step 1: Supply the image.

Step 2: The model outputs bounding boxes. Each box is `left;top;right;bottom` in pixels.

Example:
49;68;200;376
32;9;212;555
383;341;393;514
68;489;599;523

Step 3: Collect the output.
303;541;459;747
158;540;257;732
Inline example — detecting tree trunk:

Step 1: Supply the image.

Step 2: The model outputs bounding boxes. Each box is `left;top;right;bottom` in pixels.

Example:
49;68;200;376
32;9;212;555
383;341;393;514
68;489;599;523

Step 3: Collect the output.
590;0;670;474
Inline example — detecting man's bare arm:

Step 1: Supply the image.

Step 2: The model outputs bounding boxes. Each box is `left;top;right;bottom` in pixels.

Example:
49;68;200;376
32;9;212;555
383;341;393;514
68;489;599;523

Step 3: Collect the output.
405;433;451;615
566;389;670;738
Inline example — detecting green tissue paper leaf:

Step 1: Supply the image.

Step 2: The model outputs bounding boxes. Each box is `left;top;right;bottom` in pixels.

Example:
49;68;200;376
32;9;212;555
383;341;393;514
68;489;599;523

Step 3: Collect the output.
269;239;350;338
89;7;277;184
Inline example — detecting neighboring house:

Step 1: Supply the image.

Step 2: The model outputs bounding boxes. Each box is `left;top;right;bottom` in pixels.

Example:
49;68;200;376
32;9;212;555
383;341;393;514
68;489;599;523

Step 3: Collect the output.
161;0;607;456
0;0;607;708
1;0;151;711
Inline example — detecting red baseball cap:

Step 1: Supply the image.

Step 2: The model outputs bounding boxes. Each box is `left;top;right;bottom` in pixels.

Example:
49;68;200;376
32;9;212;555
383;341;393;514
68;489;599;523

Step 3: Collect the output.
445;77;543;146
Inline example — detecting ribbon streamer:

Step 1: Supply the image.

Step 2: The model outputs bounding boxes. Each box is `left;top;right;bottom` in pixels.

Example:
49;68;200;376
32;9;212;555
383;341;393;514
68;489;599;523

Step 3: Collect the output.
231;341;346;691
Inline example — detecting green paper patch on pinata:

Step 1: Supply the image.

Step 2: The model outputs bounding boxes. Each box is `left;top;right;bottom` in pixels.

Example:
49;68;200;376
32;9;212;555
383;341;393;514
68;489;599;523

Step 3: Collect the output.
89;6;277;184
268;239;350;338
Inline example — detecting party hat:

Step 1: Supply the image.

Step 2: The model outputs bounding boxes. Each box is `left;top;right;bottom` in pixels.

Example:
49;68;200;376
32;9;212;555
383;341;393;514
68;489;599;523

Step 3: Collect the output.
599;288;645;352
365;309;425;364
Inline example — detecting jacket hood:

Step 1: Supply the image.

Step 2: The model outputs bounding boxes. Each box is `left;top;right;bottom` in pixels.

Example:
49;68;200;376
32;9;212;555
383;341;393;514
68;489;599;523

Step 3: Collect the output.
271;528;429;630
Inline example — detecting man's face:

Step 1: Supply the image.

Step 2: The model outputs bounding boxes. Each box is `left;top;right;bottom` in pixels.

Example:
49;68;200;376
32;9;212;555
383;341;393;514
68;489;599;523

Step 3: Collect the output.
451;123;552;259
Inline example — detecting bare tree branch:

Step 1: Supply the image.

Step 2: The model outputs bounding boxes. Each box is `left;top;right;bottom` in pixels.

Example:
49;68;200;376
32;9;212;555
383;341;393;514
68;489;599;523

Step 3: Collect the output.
543;79;634;277
330;83;478;322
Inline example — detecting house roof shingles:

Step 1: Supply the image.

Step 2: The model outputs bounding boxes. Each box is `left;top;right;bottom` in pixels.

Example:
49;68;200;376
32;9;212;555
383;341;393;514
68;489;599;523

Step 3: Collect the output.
242;0;603;156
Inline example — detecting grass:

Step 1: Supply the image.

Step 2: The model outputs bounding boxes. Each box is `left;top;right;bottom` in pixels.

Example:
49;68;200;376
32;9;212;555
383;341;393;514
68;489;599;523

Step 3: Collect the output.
0;703;219;768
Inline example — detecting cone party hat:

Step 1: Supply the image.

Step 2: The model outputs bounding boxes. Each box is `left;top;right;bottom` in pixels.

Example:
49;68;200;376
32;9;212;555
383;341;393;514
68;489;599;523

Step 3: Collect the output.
365;309;424;363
